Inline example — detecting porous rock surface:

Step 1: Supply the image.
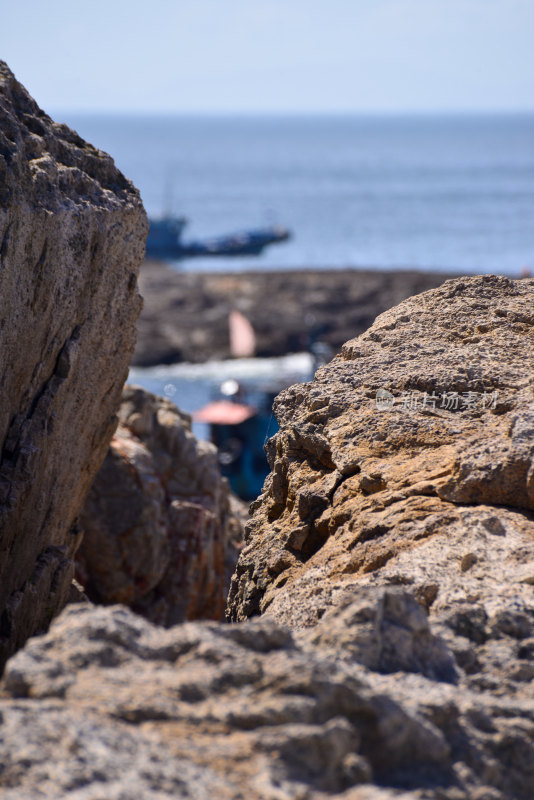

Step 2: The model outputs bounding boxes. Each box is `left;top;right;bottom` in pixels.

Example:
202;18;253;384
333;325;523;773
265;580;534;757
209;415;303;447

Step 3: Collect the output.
76;385;244;624
0;62;147;671
227;276;534;634
3;600;534;799
225;275;534;792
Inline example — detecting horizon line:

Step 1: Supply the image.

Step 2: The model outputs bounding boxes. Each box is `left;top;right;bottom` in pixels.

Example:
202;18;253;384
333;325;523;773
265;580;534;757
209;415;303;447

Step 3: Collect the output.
48;107;534;119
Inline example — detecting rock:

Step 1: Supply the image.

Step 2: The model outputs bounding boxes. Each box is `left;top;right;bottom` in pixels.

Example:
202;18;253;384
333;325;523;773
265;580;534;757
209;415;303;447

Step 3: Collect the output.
0;62;146;671
302;586;458;683
3;602;534;799
76;385;246;624
227;275;534;695
133;260;461;365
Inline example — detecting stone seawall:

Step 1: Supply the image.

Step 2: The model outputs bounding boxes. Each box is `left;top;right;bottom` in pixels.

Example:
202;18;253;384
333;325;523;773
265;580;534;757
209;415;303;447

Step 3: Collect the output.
133;259;461;365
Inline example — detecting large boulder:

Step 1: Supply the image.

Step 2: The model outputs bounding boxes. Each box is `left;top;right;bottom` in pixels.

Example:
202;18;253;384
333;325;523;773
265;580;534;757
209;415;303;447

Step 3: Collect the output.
2;601;534;799
227;275;534;692
0;62;147;671
76;385;245;624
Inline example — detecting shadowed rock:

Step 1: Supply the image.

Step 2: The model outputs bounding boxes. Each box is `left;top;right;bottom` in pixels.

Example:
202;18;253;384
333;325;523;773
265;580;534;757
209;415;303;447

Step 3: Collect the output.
0;62;147;671
77;385;246;624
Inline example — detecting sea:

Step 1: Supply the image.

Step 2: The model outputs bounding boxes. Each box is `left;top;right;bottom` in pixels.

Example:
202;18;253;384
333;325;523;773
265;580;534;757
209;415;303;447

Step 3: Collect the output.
63;113;534;275
58;113;534;432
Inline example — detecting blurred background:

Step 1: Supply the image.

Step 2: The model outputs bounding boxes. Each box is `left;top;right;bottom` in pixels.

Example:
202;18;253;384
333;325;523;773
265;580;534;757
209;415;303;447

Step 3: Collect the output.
2;0;533;496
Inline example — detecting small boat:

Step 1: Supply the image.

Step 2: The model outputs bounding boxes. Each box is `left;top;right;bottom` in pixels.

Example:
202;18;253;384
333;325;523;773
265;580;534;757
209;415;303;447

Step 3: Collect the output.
145;216;189;258
191;312;333;500
145;215;291;260
193;379;280;500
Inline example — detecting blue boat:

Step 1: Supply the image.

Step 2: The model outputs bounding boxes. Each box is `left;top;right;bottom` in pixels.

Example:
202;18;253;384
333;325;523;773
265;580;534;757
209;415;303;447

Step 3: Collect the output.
191;333;332;501
193;379;280;500
146;216;291;260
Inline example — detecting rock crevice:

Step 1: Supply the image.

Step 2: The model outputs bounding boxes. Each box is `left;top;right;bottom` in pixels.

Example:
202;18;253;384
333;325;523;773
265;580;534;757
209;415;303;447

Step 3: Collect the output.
76;386;245;625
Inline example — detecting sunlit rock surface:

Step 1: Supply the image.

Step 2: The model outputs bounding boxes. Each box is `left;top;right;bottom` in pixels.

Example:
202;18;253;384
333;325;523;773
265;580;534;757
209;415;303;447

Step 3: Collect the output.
0;61;147;671
227;277;534;668
3;601;533;799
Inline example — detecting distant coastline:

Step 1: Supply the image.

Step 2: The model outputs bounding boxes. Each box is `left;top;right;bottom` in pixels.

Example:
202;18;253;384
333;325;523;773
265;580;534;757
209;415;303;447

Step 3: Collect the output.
133;259;464;367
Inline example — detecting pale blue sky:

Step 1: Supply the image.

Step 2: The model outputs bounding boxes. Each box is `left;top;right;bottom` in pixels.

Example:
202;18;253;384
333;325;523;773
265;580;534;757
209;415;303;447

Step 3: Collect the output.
2;0;533;114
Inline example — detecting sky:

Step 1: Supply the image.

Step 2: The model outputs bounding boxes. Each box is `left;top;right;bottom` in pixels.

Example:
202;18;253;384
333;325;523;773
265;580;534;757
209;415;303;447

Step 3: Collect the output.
1;0;533;115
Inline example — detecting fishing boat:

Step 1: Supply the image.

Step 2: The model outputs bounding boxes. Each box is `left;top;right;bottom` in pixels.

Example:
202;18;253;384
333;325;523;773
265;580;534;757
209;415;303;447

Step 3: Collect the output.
193;378;279;500
145;215;291;260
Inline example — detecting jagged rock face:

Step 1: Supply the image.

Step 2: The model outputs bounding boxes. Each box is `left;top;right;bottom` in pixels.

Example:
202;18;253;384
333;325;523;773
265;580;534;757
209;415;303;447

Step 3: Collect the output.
227;276;534;690
2;602;533;799
0;62;147;671
76;386;243;625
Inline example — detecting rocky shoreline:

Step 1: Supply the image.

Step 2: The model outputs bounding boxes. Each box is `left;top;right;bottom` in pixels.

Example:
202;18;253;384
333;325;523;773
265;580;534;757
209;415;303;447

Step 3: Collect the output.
5;275;534;800
133;259;462;366
2;61;534;800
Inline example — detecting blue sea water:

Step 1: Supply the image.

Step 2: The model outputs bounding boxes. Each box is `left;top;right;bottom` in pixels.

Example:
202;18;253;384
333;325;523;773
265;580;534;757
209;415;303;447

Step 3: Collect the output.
61;113;534;275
